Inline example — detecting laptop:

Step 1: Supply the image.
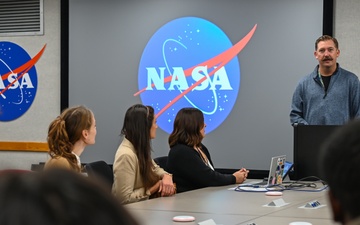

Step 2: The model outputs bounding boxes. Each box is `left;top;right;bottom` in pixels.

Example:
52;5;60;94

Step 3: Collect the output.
282;161;294;181
245;155;286;188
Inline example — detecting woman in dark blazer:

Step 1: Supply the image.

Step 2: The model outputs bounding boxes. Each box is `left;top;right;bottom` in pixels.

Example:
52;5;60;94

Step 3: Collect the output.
167;107;249;193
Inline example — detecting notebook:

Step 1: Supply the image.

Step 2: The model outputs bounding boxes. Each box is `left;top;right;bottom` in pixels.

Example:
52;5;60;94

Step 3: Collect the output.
247;155;286;188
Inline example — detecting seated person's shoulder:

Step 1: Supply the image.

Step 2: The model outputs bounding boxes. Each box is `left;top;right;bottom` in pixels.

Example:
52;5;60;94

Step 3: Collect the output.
117;140;137;155
117;145;137;159
171;143;190;151
45;157;72;170
170;144;196;157
114;150;138;168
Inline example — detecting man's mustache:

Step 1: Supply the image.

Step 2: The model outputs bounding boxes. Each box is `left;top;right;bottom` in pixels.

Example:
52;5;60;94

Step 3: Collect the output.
323;57;333;61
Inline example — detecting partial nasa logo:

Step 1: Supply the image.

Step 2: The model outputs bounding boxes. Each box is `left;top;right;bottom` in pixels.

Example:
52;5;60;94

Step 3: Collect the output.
136;17;256;134
0;41;46;122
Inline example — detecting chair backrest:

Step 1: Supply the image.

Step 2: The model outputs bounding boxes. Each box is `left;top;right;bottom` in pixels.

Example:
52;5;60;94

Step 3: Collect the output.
31;162;45;171
154;156;168;171
85;161;114;191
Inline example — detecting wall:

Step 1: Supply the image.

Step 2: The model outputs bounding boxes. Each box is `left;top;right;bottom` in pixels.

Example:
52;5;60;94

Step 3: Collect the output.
68;0;322;170
334;0;360;76
0;0;60;170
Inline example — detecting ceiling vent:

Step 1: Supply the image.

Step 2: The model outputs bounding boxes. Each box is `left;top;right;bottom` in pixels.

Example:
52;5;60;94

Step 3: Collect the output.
0;0;43;36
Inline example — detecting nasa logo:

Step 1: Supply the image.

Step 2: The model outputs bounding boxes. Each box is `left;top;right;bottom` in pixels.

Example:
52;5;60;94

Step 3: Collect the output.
136;17;256;134
0;41;46;122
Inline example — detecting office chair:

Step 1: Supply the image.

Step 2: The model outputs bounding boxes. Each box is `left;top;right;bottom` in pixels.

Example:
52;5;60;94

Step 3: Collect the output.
154;156;168;171
31;162;45;171
85;160;114;191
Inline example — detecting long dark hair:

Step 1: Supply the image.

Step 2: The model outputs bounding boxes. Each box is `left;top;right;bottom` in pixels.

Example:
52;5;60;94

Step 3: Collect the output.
121;104;158;187
168;107;204;148
47;105;93;172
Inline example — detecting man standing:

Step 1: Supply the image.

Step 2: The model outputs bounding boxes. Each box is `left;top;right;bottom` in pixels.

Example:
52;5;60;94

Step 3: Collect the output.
290;35;360;125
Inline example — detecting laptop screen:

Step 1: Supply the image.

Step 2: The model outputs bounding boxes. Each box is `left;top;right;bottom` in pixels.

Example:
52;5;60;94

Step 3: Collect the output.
268;155;286;186
282;161;293;180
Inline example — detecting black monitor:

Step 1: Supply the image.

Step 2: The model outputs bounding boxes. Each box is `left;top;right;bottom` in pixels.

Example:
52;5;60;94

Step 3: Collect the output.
293;125;341;180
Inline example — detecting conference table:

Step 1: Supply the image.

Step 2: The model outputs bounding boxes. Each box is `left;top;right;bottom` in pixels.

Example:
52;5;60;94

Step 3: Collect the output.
124;180;338;225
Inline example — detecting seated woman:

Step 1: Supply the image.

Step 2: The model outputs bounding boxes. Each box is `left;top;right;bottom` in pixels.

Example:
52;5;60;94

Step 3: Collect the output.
45;105;97;172
112;104;175;204
167;107;249;193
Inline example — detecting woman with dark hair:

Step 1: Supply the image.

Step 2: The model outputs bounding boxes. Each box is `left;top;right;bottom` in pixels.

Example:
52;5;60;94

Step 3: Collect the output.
167;107;249;193
112;104;175;204
45;105;96;172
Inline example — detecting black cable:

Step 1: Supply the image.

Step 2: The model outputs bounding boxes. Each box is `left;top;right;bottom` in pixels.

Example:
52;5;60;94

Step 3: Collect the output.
283;176;328;192
234;176;328;193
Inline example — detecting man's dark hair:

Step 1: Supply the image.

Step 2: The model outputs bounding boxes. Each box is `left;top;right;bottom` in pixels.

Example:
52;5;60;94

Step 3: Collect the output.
319;119;360;221
0;169;139;225
315;35;339;50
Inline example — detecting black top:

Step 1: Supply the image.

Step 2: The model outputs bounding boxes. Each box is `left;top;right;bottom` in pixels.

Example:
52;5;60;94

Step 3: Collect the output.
167;143;236;193
321;75;331;91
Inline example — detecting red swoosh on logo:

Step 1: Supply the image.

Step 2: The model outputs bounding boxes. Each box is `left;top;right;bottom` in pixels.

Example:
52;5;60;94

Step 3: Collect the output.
1;44;46;96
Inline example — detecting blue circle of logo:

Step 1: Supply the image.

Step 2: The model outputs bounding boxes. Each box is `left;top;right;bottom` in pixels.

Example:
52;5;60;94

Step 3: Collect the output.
0;41;38;121
137;17;240;134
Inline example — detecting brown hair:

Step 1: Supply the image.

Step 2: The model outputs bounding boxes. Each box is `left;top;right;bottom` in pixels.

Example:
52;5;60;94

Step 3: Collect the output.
121;104;158;188
315;35;339;50
168;107;204;148
47;105;93;172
